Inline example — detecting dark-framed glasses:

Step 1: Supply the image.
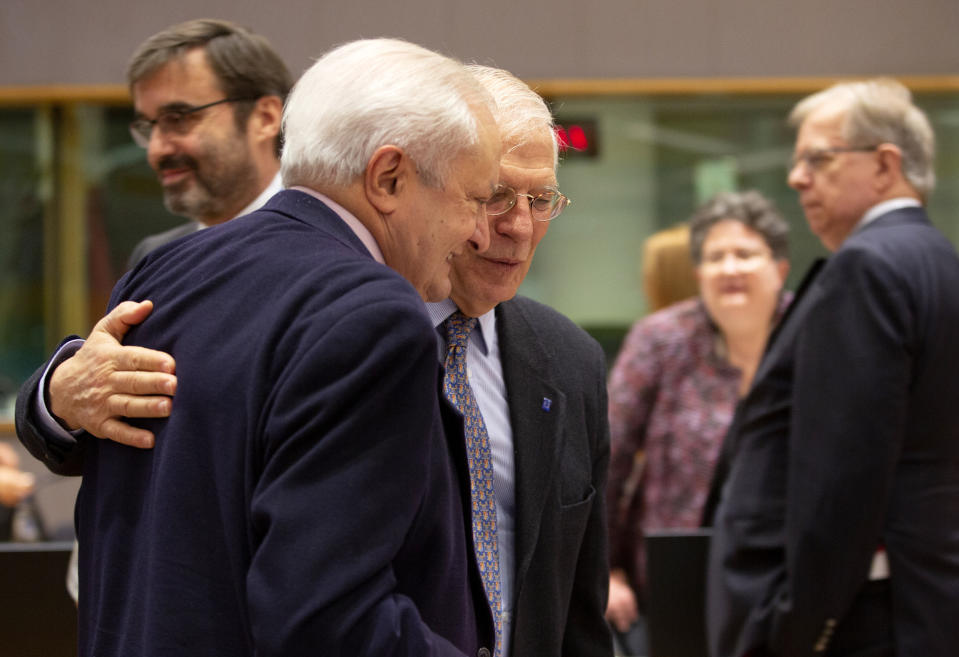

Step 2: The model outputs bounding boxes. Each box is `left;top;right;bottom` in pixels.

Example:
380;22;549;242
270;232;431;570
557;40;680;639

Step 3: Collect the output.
790;145;879;172
129;97;256;148
485;185;571;221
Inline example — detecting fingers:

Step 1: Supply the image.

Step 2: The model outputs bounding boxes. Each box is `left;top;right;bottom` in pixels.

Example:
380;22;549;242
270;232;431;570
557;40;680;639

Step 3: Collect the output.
99;300;155;340
109;354;176;384
0;466;36;507
606;598;639;632
106;391;173;419
605;576;640;632
86;308;176;376
0;442;19;468
96;419;156;450
46;300;174;443
82;394;169;446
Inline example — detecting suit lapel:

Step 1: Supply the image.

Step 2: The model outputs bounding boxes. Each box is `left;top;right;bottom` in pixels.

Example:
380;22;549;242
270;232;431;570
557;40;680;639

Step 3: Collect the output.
496;300;566;586
753;257;826;385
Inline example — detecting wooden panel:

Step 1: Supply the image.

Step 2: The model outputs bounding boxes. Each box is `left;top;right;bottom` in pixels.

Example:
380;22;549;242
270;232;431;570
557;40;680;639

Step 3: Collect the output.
5;77;959;106
527;75;959;97
0;85;128;106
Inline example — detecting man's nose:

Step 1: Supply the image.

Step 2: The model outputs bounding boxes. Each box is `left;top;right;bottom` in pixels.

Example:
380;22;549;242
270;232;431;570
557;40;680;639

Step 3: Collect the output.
147;127;176;165
470;213;491;254
787;160;810;190
496;198;535;241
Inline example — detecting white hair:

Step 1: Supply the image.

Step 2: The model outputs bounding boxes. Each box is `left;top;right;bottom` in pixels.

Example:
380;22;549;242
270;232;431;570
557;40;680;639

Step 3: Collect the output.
281;38;494;189
789;78;936;197
466;64;558;167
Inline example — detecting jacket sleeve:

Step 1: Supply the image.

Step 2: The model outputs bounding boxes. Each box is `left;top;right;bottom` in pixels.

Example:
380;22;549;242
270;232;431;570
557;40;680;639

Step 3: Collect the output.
14;337;89;476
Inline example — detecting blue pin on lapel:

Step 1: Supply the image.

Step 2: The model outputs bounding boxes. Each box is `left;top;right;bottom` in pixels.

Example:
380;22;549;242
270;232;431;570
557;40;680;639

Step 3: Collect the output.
541;397;552;412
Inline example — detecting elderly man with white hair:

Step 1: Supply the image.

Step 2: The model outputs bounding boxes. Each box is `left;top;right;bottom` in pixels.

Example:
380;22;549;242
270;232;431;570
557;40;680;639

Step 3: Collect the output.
28;37;501;657
426;65;612;657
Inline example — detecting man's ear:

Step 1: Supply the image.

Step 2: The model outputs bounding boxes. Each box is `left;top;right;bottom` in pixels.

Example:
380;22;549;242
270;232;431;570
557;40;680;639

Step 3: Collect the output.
873;143;904;193
247;95;283;146
365;145;413;214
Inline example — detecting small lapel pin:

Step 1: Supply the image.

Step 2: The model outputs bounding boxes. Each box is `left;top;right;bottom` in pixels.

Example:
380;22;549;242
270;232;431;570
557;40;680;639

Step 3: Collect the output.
541;397;552;412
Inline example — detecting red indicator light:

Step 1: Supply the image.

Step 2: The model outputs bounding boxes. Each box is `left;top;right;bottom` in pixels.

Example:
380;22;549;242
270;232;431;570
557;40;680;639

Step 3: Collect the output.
568;124;588;151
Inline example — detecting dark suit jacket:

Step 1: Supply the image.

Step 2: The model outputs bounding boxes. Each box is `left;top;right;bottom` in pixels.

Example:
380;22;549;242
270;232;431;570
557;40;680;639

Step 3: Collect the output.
25;190;492;657
126;221;199;269
496;296;613;657
707;207;959;657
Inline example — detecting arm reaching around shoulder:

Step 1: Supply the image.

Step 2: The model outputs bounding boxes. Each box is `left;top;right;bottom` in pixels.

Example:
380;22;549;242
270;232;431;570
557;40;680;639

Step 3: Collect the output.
48;300;177;448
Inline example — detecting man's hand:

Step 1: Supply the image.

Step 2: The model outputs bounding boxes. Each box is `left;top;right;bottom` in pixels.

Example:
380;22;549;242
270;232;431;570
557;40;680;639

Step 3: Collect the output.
48;300;176;449
0;442;35;507
605;569;640;633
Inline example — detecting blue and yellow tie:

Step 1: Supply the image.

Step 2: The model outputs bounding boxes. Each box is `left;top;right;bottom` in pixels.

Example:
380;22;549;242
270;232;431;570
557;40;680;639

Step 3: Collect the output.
442;311;503;656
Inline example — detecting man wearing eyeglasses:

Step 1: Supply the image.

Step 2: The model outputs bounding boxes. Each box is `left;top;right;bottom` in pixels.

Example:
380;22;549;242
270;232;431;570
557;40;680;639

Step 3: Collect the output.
706;78;959;657
124;19;290;266
17;63;612;657
14;18;290;605
422;66;611;657
19;19;290;451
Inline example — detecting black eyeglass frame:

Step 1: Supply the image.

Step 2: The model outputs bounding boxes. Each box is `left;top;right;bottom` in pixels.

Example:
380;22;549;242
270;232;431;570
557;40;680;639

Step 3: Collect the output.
128;97;258;147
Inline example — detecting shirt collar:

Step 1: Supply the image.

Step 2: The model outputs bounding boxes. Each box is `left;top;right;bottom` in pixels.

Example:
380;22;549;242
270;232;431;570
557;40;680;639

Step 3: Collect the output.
289;186;385;264
857;197;921;231
196;172;284;230
238;171;283;219
425;299;495;356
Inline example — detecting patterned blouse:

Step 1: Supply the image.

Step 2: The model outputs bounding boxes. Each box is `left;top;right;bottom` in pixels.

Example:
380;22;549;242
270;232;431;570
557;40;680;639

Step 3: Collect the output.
605;295;789;602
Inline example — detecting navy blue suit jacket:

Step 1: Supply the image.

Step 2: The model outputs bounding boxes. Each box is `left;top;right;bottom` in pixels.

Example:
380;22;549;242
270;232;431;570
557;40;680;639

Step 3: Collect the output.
62;190;490;657
707;207;959;657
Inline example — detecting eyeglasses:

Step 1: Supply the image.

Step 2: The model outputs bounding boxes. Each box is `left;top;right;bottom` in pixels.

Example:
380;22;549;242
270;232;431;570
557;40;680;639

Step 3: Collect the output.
129;97;256;148
790;145;879;172
699;247;773;274
485;185;571;221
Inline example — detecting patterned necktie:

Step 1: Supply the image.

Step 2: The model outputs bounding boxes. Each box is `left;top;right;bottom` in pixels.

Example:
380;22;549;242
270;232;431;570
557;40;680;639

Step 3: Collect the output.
442;311;503;656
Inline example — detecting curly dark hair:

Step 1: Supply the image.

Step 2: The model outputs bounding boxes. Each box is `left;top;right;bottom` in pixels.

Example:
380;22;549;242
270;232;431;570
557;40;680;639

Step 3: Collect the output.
688;190;790;264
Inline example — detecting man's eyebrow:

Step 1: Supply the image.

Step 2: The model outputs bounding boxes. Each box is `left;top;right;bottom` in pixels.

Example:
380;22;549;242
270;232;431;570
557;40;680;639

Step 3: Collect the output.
134;101;195;119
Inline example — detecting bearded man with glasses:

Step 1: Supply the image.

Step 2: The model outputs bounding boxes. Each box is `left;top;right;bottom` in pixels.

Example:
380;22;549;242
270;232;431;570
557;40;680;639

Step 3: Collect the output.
122;19;290;265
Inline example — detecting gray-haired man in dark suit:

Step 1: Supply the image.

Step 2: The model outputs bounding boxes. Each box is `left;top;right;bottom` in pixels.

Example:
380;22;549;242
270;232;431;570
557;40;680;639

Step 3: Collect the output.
708;78;959;657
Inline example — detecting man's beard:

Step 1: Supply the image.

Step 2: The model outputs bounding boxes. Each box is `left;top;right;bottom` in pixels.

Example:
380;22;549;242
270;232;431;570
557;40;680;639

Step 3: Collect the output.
158;147;257;223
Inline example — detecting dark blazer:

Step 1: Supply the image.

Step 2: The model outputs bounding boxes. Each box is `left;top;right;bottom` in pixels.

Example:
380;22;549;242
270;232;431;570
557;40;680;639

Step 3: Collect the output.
32;190;492;657
126;221;199;269
707;207;959;657
496;296;613;657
